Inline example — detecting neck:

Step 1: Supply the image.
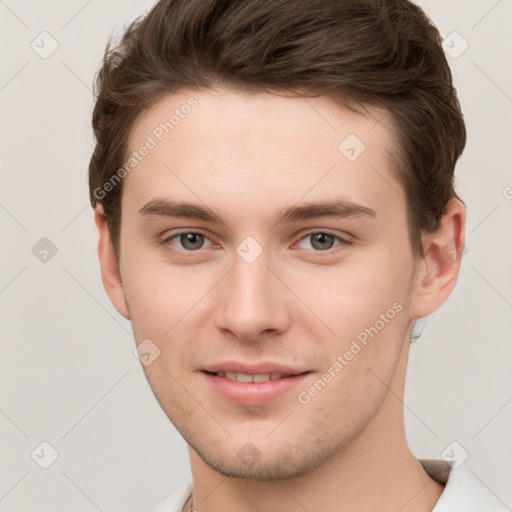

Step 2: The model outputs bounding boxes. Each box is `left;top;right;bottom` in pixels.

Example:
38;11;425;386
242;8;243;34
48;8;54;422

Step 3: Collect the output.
187;341;444;512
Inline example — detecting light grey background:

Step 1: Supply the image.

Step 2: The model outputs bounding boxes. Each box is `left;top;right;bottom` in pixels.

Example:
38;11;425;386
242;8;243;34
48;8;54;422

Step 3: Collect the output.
1;1;511;510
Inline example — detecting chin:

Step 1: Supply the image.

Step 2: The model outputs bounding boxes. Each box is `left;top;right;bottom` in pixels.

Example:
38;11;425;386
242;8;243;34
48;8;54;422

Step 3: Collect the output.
188;433;344;481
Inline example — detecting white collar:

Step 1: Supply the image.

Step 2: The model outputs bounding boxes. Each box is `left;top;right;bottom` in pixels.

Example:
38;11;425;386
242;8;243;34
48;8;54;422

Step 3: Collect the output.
420;459;509;511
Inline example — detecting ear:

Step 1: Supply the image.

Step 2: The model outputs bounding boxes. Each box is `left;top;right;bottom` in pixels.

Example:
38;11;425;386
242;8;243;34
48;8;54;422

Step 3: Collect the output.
409;198;466;319
94;205;130;320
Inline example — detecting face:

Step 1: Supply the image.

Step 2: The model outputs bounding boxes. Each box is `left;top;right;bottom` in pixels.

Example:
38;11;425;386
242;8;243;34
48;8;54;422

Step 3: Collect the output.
116;87;420;479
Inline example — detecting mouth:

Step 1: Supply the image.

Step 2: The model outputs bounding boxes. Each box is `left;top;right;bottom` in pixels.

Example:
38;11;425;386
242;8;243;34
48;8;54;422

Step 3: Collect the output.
204;371;300;383
200;368;313;405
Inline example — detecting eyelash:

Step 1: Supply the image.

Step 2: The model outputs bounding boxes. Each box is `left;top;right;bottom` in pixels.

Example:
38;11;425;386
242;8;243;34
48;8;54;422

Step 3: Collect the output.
160;230;352;256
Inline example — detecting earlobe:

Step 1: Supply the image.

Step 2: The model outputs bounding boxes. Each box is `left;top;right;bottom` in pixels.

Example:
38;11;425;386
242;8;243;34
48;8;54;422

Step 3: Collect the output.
94;206;130;320
409;198;466;320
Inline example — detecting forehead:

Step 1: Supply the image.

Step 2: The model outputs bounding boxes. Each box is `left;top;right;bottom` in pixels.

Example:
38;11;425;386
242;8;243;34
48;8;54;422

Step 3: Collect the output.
123;87;403;222
129;87;394;157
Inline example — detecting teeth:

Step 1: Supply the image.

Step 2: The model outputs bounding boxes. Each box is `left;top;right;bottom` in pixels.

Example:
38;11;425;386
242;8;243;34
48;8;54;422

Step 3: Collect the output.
253;374;271;382
218;372;286;382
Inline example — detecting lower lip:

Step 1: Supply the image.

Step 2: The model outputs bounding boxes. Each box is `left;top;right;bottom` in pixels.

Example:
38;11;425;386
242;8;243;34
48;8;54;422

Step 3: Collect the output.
201;371;312;406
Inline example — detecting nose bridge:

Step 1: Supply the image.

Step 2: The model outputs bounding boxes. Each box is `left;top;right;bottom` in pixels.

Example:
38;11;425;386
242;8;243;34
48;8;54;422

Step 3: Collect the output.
214;249;289;340
232;253;271;299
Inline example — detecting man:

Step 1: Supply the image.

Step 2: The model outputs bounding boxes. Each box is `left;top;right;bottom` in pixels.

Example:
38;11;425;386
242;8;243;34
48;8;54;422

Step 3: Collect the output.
89;1;507;511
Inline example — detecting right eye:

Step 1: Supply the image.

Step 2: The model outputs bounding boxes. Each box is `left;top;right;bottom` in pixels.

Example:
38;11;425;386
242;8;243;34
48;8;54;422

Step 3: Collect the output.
161;232;214;252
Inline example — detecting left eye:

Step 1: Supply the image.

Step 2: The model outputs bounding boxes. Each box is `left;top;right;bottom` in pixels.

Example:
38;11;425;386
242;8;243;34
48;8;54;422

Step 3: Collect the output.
296;232;345;251
165;232;213;251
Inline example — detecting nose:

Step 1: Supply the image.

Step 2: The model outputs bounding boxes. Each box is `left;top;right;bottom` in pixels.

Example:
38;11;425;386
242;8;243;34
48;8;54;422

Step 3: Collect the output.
214;253;291;341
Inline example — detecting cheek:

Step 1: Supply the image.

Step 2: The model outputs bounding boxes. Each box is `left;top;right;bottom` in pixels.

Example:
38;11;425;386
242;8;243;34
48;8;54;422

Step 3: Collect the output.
294;259;410;414
121;247;217;339
286;251;412;338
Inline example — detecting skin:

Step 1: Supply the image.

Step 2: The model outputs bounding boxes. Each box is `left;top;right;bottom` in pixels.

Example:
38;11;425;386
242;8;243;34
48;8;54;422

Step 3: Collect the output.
95;87;466;512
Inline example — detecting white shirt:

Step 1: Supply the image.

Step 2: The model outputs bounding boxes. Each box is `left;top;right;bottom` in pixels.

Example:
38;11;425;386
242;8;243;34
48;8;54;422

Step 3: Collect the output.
147;460;510;512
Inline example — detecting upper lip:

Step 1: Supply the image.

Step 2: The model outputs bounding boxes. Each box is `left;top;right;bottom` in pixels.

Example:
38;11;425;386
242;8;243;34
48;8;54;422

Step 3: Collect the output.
201;361;310;376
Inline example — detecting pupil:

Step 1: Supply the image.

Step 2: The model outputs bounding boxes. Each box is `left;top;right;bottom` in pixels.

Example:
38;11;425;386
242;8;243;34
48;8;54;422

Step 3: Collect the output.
181;233;203;250
311;233;334;250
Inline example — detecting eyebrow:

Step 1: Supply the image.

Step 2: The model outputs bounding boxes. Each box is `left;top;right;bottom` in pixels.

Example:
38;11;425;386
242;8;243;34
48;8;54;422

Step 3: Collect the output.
137;198;377;225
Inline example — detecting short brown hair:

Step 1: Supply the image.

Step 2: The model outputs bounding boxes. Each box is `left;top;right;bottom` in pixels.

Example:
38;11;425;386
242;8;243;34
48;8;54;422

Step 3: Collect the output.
88;0;466;261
